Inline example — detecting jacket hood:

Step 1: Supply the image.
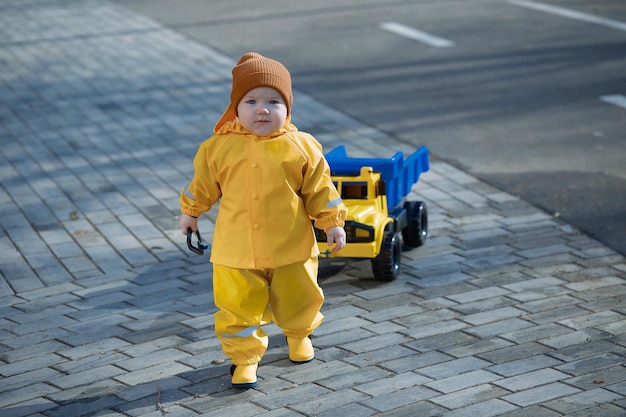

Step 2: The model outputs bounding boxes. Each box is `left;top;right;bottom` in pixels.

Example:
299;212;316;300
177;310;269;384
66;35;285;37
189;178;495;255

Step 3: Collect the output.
214;115;298;136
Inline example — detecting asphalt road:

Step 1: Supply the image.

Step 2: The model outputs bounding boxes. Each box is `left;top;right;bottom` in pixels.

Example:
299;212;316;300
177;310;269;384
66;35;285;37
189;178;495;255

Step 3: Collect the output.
114;0;626;255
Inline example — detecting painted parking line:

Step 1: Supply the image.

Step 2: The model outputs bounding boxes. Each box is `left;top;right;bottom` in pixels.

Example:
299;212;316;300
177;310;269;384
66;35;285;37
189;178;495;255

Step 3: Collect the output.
601;94;626;109
380;22;454;48
508;0;626;32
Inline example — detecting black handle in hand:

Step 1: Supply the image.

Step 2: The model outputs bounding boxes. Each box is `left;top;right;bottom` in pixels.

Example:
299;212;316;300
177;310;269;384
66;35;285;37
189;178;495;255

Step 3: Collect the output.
187;228;208;255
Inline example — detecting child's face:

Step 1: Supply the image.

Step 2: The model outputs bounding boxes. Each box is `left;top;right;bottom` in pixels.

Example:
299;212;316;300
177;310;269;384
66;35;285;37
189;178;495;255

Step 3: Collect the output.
237;87;288;136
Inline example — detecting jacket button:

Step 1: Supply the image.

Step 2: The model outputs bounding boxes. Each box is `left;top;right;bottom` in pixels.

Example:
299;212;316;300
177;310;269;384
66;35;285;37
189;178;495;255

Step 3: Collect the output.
253;224;260;230
251;194;258;200
251;162;258;168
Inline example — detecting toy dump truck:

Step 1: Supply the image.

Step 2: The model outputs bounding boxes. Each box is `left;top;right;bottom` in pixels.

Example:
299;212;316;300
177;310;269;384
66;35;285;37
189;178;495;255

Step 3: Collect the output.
314;145;430;281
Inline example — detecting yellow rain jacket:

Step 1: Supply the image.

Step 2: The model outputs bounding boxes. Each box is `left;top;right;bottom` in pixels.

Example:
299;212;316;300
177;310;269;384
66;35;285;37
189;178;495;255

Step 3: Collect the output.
180;119;347;269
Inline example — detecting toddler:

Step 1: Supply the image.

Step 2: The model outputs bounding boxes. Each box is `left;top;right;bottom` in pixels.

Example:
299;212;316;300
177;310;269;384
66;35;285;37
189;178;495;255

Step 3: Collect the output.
179;52;347;388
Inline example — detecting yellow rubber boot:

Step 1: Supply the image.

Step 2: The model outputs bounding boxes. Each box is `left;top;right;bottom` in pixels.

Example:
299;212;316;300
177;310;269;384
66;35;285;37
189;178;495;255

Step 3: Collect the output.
287;337;315;363
230;363;258;388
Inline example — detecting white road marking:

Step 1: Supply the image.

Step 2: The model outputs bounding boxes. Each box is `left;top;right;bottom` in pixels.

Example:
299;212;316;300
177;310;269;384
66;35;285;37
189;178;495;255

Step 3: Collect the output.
380;22;454;48
600;95;626;109
508;0;626;32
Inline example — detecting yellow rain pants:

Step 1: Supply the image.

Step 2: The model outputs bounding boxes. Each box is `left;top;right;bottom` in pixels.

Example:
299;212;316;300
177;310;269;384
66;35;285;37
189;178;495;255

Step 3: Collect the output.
213;256;324;365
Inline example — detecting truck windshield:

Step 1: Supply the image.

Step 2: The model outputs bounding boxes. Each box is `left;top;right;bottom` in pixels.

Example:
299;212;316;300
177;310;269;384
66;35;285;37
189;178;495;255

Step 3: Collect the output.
341;182;368;199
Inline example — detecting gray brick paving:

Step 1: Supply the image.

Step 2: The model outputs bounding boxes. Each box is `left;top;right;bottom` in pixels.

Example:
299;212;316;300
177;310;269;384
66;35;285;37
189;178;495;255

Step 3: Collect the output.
0;0;624;416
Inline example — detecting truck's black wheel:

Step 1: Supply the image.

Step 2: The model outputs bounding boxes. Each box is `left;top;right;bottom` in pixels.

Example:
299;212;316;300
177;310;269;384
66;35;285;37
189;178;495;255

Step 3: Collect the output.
402;201;428;248
371;228;402;281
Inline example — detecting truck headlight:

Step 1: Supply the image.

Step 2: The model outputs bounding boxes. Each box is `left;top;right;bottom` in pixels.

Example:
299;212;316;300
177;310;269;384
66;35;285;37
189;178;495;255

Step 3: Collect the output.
312;221;374;243
345;222;374;243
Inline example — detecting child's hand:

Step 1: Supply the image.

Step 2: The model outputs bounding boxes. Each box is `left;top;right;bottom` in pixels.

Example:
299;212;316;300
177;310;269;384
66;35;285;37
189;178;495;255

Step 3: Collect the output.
326;226;346;253
179;214;198;235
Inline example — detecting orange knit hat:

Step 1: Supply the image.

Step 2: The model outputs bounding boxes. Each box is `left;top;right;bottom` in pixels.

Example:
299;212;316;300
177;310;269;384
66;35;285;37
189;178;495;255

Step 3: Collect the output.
214;52;293;131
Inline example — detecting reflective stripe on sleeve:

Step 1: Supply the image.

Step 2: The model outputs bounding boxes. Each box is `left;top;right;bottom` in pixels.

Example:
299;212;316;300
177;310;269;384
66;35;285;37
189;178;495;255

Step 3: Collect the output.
326;198;343;208
184;187;196;201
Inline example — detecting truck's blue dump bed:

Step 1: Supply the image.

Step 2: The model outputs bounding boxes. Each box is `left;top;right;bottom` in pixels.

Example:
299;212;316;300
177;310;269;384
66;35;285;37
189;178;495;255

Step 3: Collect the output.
325;145;430;209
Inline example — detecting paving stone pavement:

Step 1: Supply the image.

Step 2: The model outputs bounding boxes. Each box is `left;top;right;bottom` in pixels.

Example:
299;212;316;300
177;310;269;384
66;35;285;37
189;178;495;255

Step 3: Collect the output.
1;1;625;416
